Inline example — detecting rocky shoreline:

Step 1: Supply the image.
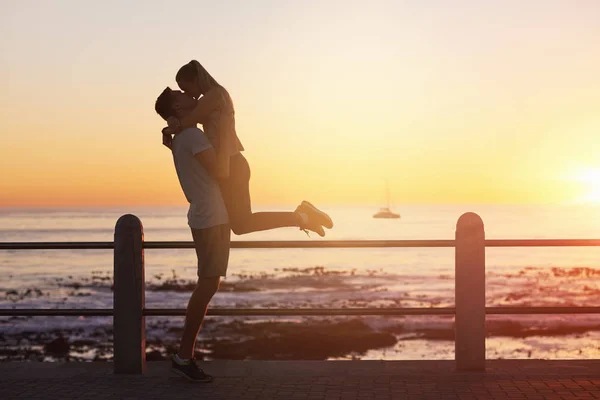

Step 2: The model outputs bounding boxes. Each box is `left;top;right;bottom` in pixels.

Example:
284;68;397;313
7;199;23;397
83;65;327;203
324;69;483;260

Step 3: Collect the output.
3;314;600;361
3;265;600;361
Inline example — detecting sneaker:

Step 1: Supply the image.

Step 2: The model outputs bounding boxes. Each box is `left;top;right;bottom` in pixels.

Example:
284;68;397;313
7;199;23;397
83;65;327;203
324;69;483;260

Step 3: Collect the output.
171;354;213;383
295;211;326;237
296;201;333;229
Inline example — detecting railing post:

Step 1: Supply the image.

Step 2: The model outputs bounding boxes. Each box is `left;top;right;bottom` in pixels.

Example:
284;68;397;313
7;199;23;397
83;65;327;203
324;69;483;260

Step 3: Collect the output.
455;212;485;371
113;214;145;374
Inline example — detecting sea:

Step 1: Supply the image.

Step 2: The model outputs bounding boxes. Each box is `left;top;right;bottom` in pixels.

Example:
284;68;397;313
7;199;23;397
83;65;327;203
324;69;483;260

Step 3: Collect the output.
2;204;600;361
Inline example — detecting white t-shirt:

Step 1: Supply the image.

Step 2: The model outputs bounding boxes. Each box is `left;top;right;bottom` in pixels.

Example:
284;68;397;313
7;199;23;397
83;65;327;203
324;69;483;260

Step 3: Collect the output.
171;127;229;229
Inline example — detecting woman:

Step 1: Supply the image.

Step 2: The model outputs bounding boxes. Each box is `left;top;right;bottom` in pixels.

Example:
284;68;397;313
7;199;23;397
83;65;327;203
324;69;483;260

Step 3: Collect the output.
163;60;333;237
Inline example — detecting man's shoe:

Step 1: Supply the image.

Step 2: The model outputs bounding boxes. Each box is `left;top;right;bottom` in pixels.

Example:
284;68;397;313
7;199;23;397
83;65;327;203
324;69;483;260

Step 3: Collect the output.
296;201;333;229
171;354;213;383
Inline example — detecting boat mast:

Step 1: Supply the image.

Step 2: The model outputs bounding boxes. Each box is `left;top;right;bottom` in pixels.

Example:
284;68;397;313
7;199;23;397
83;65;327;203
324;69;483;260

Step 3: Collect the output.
385;179;390;209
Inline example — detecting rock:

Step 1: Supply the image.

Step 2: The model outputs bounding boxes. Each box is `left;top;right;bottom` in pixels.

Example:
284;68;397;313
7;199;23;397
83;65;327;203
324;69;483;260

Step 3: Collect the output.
45;337;70;355
203;319;398;360
146;350;165;361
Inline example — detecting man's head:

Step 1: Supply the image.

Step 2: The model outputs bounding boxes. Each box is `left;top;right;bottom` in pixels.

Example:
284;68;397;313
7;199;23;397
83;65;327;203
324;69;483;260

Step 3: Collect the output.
154;87;197;121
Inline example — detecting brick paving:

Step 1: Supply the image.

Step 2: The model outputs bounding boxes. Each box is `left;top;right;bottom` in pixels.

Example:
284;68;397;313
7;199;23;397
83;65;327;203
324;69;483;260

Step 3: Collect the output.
1;360;600;399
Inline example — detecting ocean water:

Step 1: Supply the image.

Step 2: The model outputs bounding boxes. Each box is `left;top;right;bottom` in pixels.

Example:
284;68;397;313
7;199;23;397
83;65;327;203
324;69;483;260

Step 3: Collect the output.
2;204;600;361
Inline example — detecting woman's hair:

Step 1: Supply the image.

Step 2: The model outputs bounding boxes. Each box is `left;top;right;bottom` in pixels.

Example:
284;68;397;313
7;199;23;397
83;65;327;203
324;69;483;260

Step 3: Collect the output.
176;60;220;92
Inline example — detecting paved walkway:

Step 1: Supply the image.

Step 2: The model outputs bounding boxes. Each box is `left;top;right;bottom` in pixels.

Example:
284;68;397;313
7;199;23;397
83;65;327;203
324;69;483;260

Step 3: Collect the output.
1;360;600;399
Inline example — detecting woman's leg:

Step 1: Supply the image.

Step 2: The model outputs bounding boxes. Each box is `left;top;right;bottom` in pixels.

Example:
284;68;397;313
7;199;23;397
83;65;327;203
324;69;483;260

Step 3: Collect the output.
221;154;303;235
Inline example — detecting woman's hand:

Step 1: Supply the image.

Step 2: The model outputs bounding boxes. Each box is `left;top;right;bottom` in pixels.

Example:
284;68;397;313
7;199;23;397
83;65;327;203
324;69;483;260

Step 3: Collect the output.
161;127;173;149
161;119;180;149
167;116;181;132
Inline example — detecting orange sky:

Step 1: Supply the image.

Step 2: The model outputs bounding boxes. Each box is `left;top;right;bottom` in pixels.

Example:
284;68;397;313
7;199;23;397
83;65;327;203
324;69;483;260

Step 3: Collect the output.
1;1;599;207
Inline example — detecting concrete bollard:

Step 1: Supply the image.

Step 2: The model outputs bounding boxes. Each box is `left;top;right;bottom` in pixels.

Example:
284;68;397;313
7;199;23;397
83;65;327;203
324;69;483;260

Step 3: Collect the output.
114;214;146;374
455;212;486;371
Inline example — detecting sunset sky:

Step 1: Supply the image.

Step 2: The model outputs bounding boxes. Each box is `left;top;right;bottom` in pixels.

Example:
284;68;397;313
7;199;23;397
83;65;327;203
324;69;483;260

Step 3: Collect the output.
1;0;599;207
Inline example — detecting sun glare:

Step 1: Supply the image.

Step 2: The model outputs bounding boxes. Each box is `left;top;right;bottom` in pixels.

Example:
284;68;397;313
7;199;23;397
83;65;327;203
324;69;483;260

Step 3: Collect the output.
574;169;600;203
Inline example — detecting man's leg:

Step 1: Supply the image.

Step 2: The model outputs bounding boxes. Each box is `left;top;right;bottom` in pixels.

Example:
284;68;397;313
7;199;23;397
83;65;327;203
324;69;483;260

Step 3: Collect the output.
171;224;230;382
177;277;220;360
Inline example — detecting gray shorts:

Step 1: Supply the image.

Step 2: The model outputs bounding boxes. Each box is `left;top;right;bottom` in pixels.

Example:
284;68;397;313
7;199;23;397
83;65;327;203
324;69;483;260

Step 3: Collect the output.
191;224;231;277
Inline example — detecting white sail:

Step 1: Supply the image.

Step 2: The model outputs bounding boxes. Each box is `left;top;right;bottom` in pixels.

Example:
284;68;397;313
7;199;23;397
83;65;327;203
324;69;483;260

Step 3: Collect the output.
373;180;400;219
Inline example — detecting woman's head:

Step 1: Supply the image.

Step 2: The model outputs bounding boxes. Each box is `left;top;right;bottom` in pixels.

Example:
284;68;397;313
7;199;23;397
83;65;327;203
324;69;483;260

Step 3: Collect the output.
176;60;219;99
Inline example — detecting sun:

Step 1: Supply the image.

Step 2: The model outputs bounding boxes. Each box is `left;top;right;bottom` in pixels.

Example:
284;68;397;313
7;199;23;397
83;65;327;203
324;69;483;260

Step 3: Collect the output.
574;168;600;203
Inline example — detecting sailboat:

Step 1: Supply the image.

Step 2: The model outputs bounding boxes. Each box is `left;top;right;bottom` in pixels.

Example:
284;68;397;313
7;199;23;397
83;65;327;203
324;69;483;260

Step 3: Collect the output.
373;181;400;219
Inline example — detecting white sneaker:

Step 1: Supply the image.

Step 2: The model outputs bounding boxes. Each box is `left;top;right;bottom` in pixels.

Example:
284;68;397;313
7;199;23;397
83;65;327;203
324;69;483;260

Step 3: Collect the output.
295;211;325;237
296;201;333;229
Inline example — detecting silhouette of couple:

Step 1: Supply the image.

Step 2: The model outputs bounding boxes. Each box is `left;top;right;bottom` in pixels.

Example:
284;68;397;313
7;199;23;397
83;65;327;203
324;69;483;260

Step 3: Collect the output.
154;60;333;382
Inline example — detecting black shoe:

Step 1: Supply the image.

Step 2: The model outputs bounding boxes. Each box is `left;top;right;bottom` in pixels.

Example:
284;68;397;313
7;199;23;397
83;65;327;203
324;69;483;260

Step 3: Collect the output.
171;355;213;383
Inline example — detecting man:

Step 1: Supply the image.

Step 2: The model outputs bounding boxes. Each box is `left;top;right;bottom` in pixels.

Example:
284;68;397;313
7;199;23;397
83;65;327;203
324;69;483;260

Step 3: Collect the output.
155;87;328;382
155;87;230;382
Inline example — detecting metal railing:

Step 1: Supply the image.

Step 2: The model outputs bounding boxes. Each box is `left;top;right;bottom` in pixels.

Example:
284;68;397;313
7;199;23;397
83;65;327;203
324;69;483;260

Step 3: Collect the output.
4;238;600;250
1;212;599;373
